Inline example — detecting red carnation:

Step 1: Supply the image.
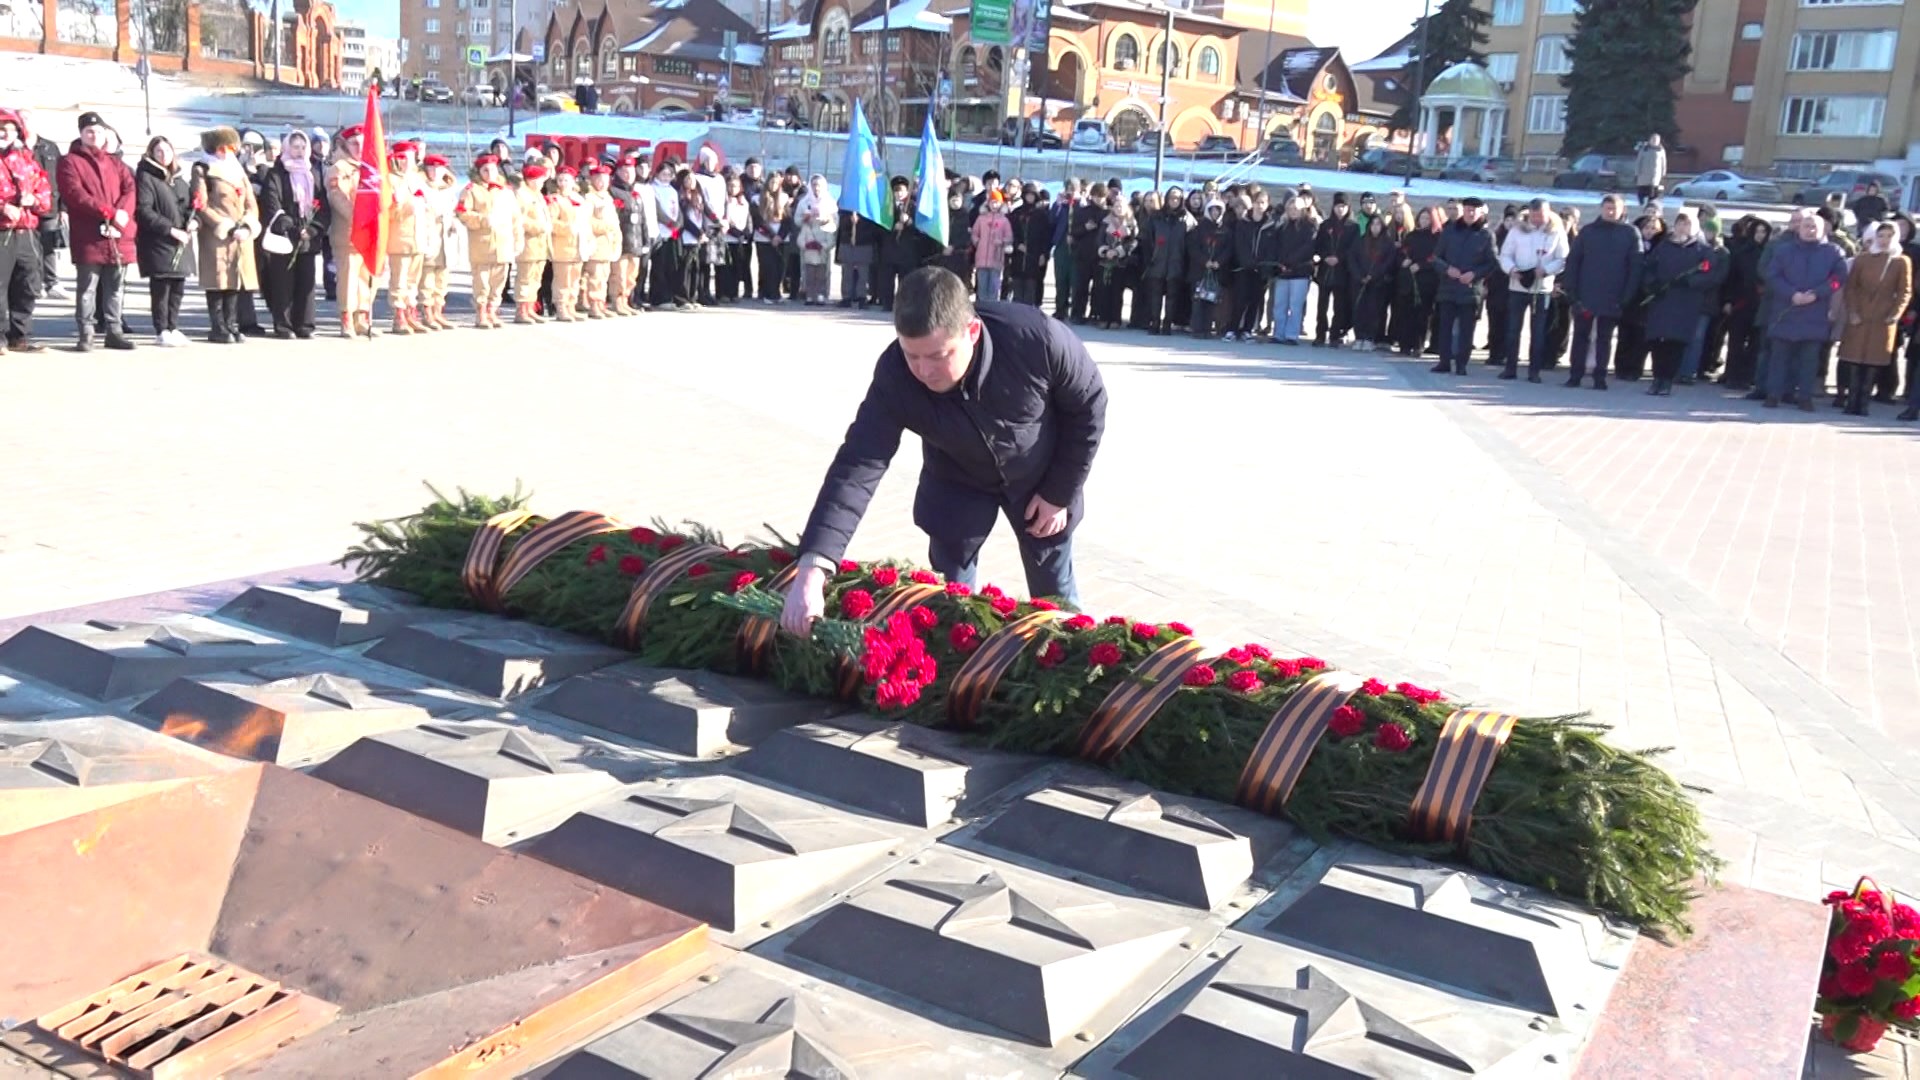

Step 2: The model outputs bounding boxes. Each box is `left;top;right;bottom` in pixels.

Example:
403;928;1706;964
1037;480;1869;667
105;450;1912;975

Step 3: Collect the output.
945;581;972;597
1361;678;1389;696
769;548;795;565
1272;658;1301;679
1297;657;1326;672
990;595;1019;615
1328;705;1366;737
1088;642;1124;667
1396;681;1445;705
658;535;686;553
909;569;939;584
729;570;759;593
1831;928;1875;964
687;562;711;577
1834;961;1878;998
1065;614;1096;630
628;526;658;544
1874;950;1910;981
1827;890;1854;905
840;589;876;619
1697;260;1711;273
1897;997;1920;1021
1168;621;1194;636
1105;616;1129;626
1036;640;1066;668
1243;643;1272;660
585;544;609;566
840;559;861;573
910;605;939;630
1227;670;1264;693
1224;647;1252;664
980;584;1004;599
1032;598;1060;611
1131;622;1160;640
874;679;907;709
1374;723;1412;752
950;623;981;653
1183;664;1218;687
618;554;647;575
872;566;900;587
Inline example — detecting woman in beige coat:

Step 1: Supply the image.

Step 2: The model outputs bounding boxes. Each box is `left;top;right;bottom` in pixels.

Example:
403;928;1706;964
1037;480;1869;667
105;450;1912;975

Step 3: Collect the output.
1837;220;1913;416
192;126;261;344
514;163;552;324
455;154;521;329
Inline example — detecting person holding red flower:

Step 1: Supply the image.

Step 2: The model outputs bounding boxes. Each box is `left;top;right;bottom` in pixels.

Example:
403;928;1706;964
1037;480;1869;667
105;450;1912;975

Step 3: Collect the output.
1641;209;1726;396
780;266;1106;635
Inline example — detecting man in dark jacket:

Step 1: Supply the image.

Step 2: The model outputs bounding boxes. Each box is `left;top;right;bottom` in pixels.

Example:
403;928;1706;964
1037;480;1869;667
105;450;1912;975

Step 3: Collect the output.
0;109;53;355
1068;184;1107;323
1050;181;1078;319
1429;197;1499;375
1763;213;1847;411
1311;195;1358;346
19;109;64;301
1849;182;1889;233
781;266;1106;629
57;112;138;351
1562;193;1642;389
1227;190;1268;340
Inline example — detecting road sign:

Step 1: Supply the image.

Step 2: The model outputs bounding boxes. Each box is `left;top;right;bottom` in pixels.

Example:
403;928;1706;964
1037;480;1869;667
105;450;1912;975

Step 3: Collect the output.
716;75;732;98
465;45;486;68
802;68;821;89
532;42;546;62
722;29;737;62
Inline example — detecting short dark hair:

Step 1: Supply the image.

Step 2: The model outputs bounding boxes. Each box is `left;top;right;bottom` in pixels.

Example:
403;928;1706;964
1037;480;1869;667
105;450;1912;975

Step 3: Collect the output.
895;267;976;338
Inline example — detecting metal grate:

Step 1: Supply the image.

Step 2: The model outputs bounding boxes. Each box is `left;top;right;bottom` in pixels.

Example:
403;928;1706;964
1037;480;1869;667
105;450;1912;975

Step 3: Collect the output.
35;954;338;1078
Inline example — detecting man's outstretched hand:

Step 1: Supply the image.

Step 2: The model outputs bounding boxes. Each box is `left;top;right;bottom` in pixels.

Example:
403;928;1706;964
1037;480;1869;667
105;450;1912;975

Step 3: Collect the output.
780;564;827;636
1025;494;1067;538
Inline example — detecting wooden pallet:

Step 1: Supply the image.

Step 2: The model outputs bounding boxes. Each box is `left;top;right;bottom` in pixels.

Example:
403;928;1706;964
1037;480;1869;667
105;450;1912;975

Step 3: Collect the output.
35;953;338;1078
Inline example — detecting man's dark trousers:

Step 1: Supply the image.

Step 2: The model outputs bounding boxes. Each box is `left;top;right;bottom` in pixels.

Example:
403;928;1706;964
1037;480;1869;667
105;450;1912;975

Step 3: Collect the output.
1434;300;1477;373
921;480;1081;608
1568;310;1617;386
0;230;42;344
1503;292;1552;376
1069;256;1094;322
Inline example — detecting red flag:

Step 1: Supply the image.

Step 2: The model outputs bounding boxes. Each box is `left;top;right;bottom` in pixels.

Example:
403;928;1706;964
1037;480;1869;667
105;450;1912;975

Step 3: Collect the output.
350;86;389;276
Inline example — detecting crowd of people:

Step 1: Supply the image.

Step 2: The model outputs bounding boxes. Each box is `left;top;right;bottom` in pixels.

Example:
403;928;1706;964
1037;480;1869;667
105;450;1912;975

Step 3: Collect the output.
2;105;1916;419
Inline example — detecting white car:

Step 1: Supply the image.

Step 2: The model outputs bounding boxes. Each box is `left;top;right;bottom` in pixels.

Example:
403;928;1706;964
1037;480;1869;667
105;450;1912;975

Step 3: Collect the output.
1667;170;1785;204
460;85;501;107
1070;119;1115;154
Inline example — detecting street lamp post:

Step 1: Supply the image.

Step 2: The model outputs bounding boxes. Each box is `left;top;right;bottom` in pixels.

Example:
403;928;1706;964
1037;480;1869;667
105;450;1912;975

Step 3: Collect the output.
1151;2;1172;190
506;0;519;138
1402;0;1432;186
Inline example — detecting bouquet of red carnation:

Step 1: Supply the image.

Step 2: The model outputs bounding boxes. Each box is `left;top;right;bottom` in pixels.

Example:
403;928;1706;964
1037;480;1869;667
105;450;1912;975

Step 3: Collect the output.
1816;877;1920;1052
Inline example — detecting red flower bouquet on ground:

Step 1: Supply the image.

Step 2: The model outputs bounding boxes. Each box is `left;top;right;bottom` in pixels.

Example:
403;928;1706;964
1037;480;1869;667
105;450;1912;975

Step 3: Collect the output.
1816;877;1920;1052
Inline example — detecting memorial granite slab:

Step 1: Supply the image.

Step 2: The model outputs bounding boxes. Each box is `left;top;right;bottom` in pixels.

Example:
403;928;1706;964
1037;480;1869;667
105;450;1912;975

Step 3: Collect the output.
133;672;437;766
767;844;1211;1059
535;663;839;757
310;720;627;843
735;716;1046;827
0;619;302;702
531;951;1049;1079
0;673;84;720
524;773;922;945
0;716;232;835
214;582;428;647
362;617;626;699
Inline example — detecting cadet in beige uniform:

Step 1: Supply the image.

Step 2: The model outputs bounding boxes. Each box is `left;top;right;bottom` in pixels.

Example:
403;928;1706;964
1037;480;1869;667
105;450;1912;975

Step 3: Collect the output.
455;154;520;329
325;124;379;338
583;164;621;320
384;140;428;334
546;167;586;322
514;163;552;324
418;153;458;330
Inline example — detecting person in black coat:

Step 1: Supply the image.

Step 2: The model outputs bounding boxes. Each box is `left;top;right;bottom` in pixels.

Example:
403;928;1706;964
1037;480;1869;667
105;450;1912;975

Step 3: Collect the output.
132;136;192;345
1261;195;1316;346
942;181;973;285
1641;211;1724;395
1721;218;1771;391
256;131;326;338
1186;198;1230;338
780;268;1106;624
1562;193;1645;389
1227;191;1269;340
1140;191;1190;335
1350;215;1400;349
1311;195;1359;346
1429;198;1500;374
1067;185;1108;323
1009;188;1052;306
1394;209;1443;356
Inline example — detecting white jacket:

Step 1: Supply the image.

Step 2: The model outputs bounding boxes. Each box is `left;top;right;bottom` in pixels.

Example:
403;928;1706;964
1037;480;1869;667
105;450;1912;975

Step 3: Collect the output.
1498;220;1570;295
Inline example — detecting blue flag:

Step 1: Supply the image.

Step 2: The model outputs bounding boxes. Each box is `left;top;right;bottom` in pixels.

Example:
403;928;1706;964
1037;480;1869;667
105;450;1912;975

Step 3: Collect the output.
912;112;948;248
839;99;893;229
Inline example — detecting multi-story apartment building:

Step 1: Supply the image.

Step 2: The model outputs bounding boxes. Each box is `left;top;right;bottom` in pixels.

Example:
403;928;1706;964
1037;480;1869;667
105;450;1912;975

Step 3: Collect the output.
339;20;403;95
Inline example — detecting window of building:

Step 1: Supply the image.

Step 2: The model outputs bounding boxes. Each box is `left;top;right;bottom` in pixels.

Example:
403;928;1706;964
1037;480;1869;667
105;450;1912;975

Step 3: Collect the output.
471;18;489;34
576;50;591;75
1114;33;1139;70
1492;0;1524;26
1486;52;1517;83
886;33;900;51
1731;84;1753;101
1780;95;1886;136
1723;145;1744;164
424;18;440;33
1542;0;1578;13
425;0;439;8
1788;30;1897;72
655;56;694;77
1740;22;1763;39
820;10;849;63
602;36;617;75
621;54;635;72
425;44;442;60
1198;45;1220;77
1534;35;1570;74
1157;38;1179;75
1526;93;1566;134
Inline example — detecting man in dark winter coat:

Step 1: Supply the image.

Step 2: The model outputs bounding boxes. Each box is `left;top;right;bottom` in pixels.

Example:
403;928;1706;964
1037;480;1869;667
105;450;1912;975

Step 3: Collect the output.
1311;195;1359;346
1763;213;1847;410
57;112;138;351
1562;193;1643;389
1430;197;1500;375
781;266;1106;630
1068;184;1108;323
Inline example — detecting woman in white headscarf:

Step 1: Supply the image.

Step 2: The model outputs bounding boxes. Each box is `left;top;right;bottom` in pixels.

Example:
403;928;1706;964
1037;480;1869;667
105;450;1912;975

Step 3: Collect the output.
795;174;837;305
256;130;322;338
1836;220;1912;416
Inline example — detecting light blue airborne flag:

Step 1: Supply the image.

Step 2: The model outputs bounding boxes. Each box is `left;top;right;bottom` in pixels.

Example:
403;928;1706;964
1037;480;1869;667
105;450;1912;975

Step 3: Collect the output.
911;112;948;247
839;99;893;228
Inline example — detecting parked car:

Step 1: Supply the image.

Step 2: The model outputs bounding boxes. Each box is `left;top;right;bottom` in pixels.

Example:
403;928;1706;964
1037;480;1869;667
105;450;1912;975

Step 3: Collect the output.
1070;118;1115;153
1262;135;1305;166
419;79;454;105
1666;169;1785;203
1000;116;1063;149
1117;127;1172;153
1552;153;1637;191
1187;134;1243;160
1793;169;1903;206
460;85;501;107
1436;155;1517;185
537;90;577;113
1347;148;1421;176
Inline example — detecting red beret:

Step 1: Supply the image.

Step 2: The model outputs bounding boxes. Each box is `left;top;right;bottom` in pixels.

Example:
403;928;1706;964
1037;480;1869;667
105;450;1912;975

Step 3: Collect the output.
474;153;500;167
557;166;578;178
423;154;449;168
390;140;420;156
338;125;363;141
523;163;548;179
589;164;612;176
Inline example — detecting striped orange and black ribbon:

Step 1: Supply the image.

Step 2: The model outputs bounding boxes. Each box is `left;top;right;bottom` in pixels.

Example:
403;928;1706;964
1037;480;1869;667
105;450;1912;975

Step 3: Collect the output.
460;508;537;607
1406;708;1519;848
832;581;944;700
1233;670;1363;816
945;609;1065;729
735;562;802;675
1074;638;1208;765
490;510;627;610
615;542;727;648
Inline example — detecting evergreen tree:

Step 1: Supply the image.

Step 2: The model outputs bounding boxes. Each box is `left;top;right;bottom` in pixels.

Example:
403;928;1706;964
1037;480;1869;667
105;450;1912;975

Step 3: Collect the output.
1387;0;1490;135
1561;0;1697;155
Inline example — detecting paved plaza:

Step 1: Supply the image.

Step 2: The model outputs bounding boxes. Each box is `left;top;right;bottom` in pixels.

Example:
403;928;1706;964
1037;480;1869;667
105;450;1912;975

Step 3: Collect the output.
2;279;1918;1071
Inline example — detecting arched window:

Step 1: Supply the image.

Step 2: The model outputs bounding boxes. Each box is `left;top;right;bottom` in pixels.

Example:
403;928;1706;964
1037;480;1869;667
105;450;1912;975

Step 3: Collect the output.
1114;33;1138;70
1198;45;1220;78
986;45;1004;73
1157;38;1179;76
575;39;591;75
549;43;565;81
602;36;617;76
820;10;850;63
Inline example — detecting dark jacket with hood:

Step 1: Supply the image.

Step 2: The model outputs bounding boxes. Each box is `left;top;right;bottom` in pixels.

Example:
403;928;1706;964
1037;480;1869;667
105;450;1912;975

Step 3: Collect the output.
1011;200;1053;278
1433;217;1500;305
1260;214;1317;279
1070;199;1107;262
1563;217;1644;319
1642;234;1723;341
798;301;1107;564
133;156;191;278
1186;210;1230;286
1313;210;1360;284
32;132;61;227
1143;208;1189;280
57;138;137;265
1765;234;1848;342
1230;211;1267;272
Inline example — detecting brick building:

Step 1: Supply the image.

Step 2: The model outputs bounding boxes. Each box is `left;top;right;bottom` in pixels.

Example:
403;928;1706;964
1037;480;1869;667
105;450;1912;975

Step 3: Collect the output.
538;0;762;116
0;0;344;88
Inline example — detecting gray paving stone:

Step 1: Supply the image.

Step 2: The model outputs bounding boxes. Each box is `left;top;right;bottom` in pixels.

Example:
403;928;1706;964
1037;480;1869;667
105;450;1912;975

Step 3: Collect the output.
213;581;428;647
0;618;302;701
361;617;627;699
132;672;436;765
735;716;1046;827
534;663;839;757
523;773;920;944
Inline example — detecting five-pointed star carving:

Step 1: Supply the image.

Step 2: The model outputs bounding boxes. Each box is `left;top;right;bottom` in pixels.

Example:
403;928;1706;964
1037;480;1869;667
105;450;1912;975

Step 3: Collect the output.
640;795;803;856
1053;783;1239;838
423;725;557;773
80;621;256;655
0;736;94;785
1215;966;1471;1071
655;994;857;1079
895;872;1096;949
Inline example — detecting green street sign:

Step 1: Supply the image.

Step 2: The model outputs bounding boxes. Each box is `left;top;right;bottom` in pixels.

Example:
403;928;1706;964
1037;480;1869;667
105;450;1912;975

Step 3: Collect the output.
802;68;821;89
969;0;1010;45
465;45;486;69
